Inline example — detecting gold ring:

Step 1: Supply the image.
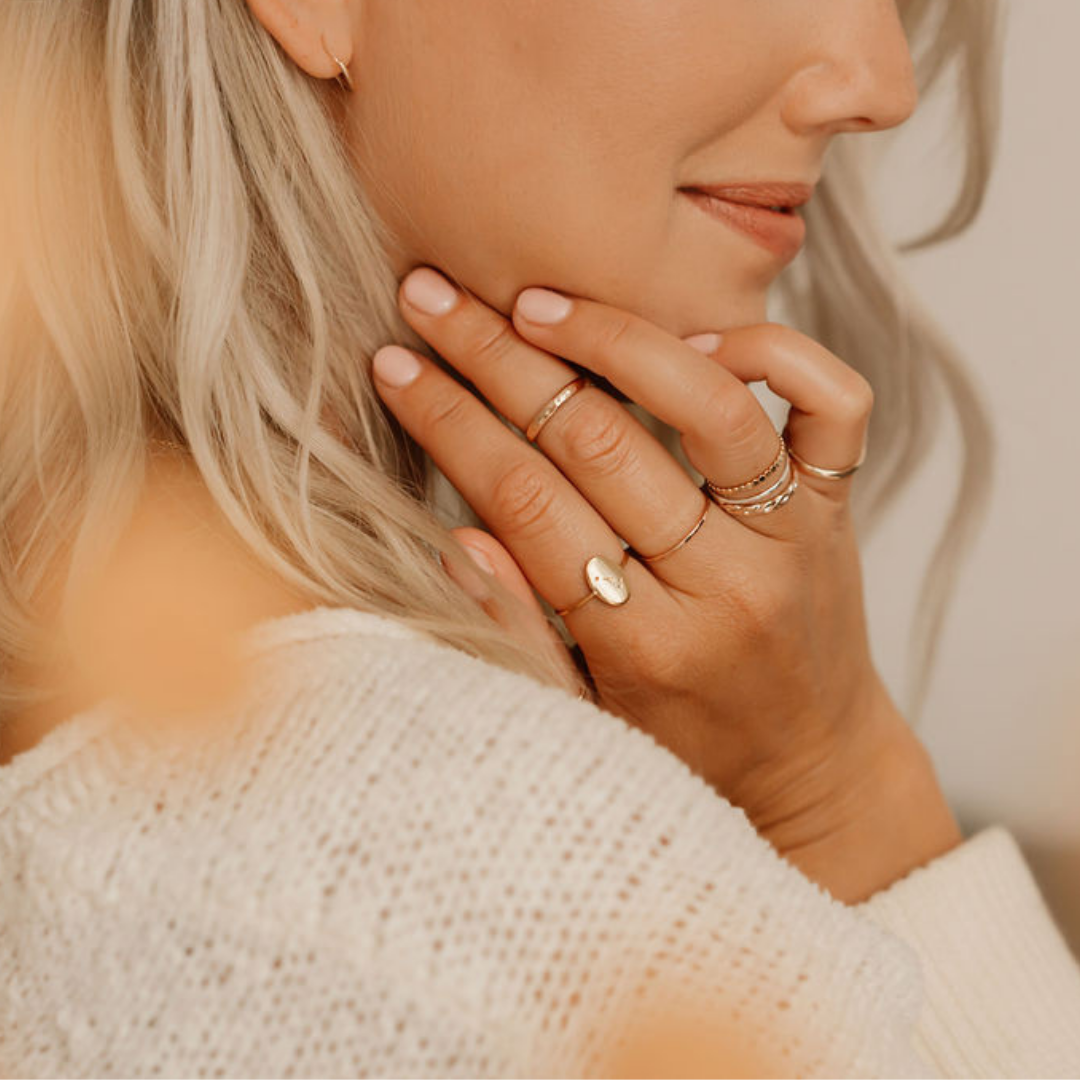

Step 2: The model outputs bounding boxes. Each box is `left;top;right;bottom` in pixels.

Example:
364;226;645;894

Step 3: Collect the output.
784;433;867;480
526;376;589;443
636;492;710;564
554;547;632;618
707;457;792;507
704;467;799;516
705;431;786;496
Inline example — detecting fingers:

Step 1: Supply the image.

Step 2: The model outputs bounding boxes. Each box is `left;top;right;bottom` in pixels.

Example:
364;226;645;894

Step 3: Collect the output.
505;288;870;516
505;288;776;485
688;325;872;498
394;267;727;565
370;343;662;621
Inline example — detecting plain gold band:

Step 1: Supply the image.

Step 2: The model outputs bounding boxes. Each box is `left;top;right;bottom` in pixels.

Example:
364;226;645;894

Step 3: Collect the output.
785;436;867;480
637;492;710;564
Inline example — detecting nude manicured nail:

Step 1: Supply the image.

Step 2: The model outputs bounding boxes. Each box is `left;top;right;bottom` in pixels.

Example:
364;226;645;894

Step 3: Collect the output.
372;345;423;387
462;545;495;576
683;332;723;354
402;267;459;316
516;287;573;325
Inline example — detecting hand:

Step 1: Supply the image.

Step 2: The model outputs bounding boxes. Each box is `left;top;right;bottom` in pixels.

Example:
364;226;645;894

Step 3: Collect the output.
371;266;956;896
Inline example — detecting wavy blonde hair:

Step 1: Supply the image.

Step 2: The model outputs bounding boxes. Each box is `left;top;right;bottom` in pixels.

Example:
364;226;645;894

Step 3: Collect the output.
0;0;1004;726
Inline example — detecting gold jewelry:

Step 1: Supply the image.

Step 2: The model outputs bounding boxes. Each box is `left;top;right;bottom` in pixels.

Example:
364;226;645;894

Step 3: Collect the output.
555;547;631;618
705;431;786;496
705;467;799;516
784;432;867;480
321;33;355;92
708;457;792;507
525;376;589;443
637;492;710;564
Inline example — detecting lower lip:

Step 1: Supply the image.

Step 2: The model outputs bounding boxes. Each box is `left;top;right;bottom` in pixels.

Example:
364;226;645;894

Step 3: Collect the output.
679;189;806;260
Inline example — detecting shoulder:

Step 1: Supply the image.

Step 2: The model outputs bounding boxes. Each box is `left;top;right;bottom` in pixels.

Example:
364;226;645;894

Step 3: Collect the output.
238;604;734;830
217;608;928;1075
8;605;926;1078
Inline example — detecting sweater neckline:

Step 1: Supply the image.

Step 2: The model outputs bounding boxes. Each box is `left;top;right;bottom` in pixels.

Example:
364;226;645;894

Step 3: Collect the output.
0;606;432;811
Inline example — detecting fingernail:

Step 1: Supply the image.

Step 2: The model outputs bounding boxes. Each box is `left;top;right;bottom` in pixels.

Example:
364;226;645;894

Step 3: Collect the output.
372;345;423;388
462;545;495;575
402;267;460;316
440;550;492;603
516;287;573;325
683;332;723;354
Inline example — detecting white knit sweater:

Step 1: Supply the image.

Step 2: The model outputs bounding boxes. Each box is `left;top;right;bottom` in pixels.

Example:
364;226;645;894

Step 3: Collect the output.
2;606;1079;1078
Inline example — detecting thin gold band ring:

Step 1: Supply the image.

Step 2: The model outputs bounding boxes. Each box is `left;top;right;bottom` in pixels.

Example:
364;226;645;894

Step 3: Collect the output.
636;492;711;564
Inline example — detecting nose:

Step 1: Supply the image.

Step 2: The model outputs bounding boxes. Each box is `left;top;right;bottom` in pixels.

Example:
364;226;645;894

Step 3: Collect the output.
781;0;920;136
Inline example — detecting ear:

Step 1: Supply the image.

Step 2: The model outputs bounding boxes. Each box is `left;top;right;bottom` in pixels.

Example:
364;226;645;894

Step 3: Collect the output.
244;0;354;82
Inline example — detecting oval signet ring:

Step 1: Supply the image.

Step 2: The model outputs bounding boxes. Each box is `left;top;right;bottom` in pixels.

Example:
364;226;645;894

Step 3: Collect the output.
555;548;632;618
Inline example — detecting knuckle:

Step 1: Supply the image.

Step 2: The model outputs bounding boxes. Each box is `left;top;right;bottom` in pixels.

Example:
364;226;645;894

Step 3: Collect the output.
470;319;519;370
720;569;794;646
489;458;560;535
747;322;793;353
595;312;638;359
557;400;634;478
835;373;875;421
697;385;764;455
418;390;473;436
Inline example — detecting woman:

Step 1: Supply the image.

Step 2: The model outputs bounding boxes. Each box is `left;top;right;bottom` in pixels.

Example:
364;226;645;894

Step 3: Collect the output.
1;0;1078;1076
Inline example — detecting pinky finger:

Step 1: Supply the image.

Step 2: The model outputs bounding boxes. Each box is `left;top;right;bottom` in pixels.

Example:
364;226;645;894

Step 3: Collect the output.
441;528;588;698
699;325;873;487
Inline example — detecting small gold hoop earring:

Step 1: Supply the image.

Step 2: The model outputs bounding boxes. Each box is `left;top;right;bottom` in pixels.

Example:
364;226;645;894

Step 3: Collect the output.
321;33;355;92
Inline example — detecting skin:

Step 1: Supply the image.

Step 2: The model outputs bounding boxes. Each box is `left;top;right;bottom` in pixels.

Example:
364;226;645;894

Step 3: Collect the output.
5;0;964;908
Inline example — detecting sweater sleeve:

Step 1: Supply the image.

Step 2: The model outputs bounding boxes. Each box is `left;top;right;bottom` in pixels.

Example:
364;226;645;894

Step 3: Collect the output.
852;824;1080;1078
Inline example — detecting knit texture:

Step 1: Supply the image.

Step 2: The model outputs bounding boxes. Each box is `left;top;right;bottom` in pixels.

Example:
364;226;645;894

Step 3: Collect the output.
1;606;1078;1078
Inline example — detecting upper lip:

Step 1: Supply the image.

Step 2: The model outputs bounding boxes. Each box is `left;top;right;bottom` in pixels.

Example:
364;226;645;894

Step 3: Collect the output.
680;181;816;209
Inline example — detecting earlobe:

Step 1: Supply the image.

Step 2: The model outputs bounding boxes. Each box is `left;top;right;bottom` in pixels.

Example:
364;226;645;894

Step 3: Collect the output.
244;0;353;83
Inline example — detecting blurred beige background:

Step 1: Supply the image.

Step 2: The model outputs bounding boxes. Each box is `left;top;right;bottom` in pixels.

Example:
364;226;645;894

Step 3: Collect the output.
821;0;1080;954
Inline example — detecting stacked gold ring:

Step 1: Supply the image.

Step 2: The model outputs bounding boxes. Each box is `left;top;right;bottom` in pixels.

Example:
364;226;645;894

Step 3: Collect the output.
703;430;799;517
705;432;787;497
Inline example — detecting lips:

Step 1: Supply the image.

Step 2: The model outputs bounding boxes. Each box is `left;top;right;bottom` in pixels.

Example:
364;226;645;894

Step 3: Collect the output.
681;181;815;210
679;181;813;260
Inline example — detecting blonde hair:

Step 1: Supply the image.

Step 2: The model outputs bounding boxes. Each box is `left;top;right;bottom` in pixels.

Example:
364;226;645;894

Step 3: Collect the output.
0;0;1004;726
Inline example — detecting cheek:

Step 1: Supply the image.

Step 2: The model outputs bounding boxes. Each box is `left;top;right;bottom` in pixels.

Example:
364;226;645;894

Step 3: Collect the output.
350;6;679;309
350;1;786;333
354;97;675;318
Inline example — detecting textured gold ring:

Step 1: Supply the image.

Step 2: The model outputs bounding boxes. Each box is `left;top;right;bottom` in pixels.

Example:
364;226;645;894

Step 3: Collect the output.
555;547;632;618
705;467;799;517
706;431;786;496
707;457;793;507
526;376;589;443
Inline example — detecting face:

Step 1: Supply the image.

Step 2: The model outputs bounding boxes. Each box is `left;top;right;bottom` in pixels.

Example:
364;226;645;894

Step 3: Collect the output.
345;0;918;337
